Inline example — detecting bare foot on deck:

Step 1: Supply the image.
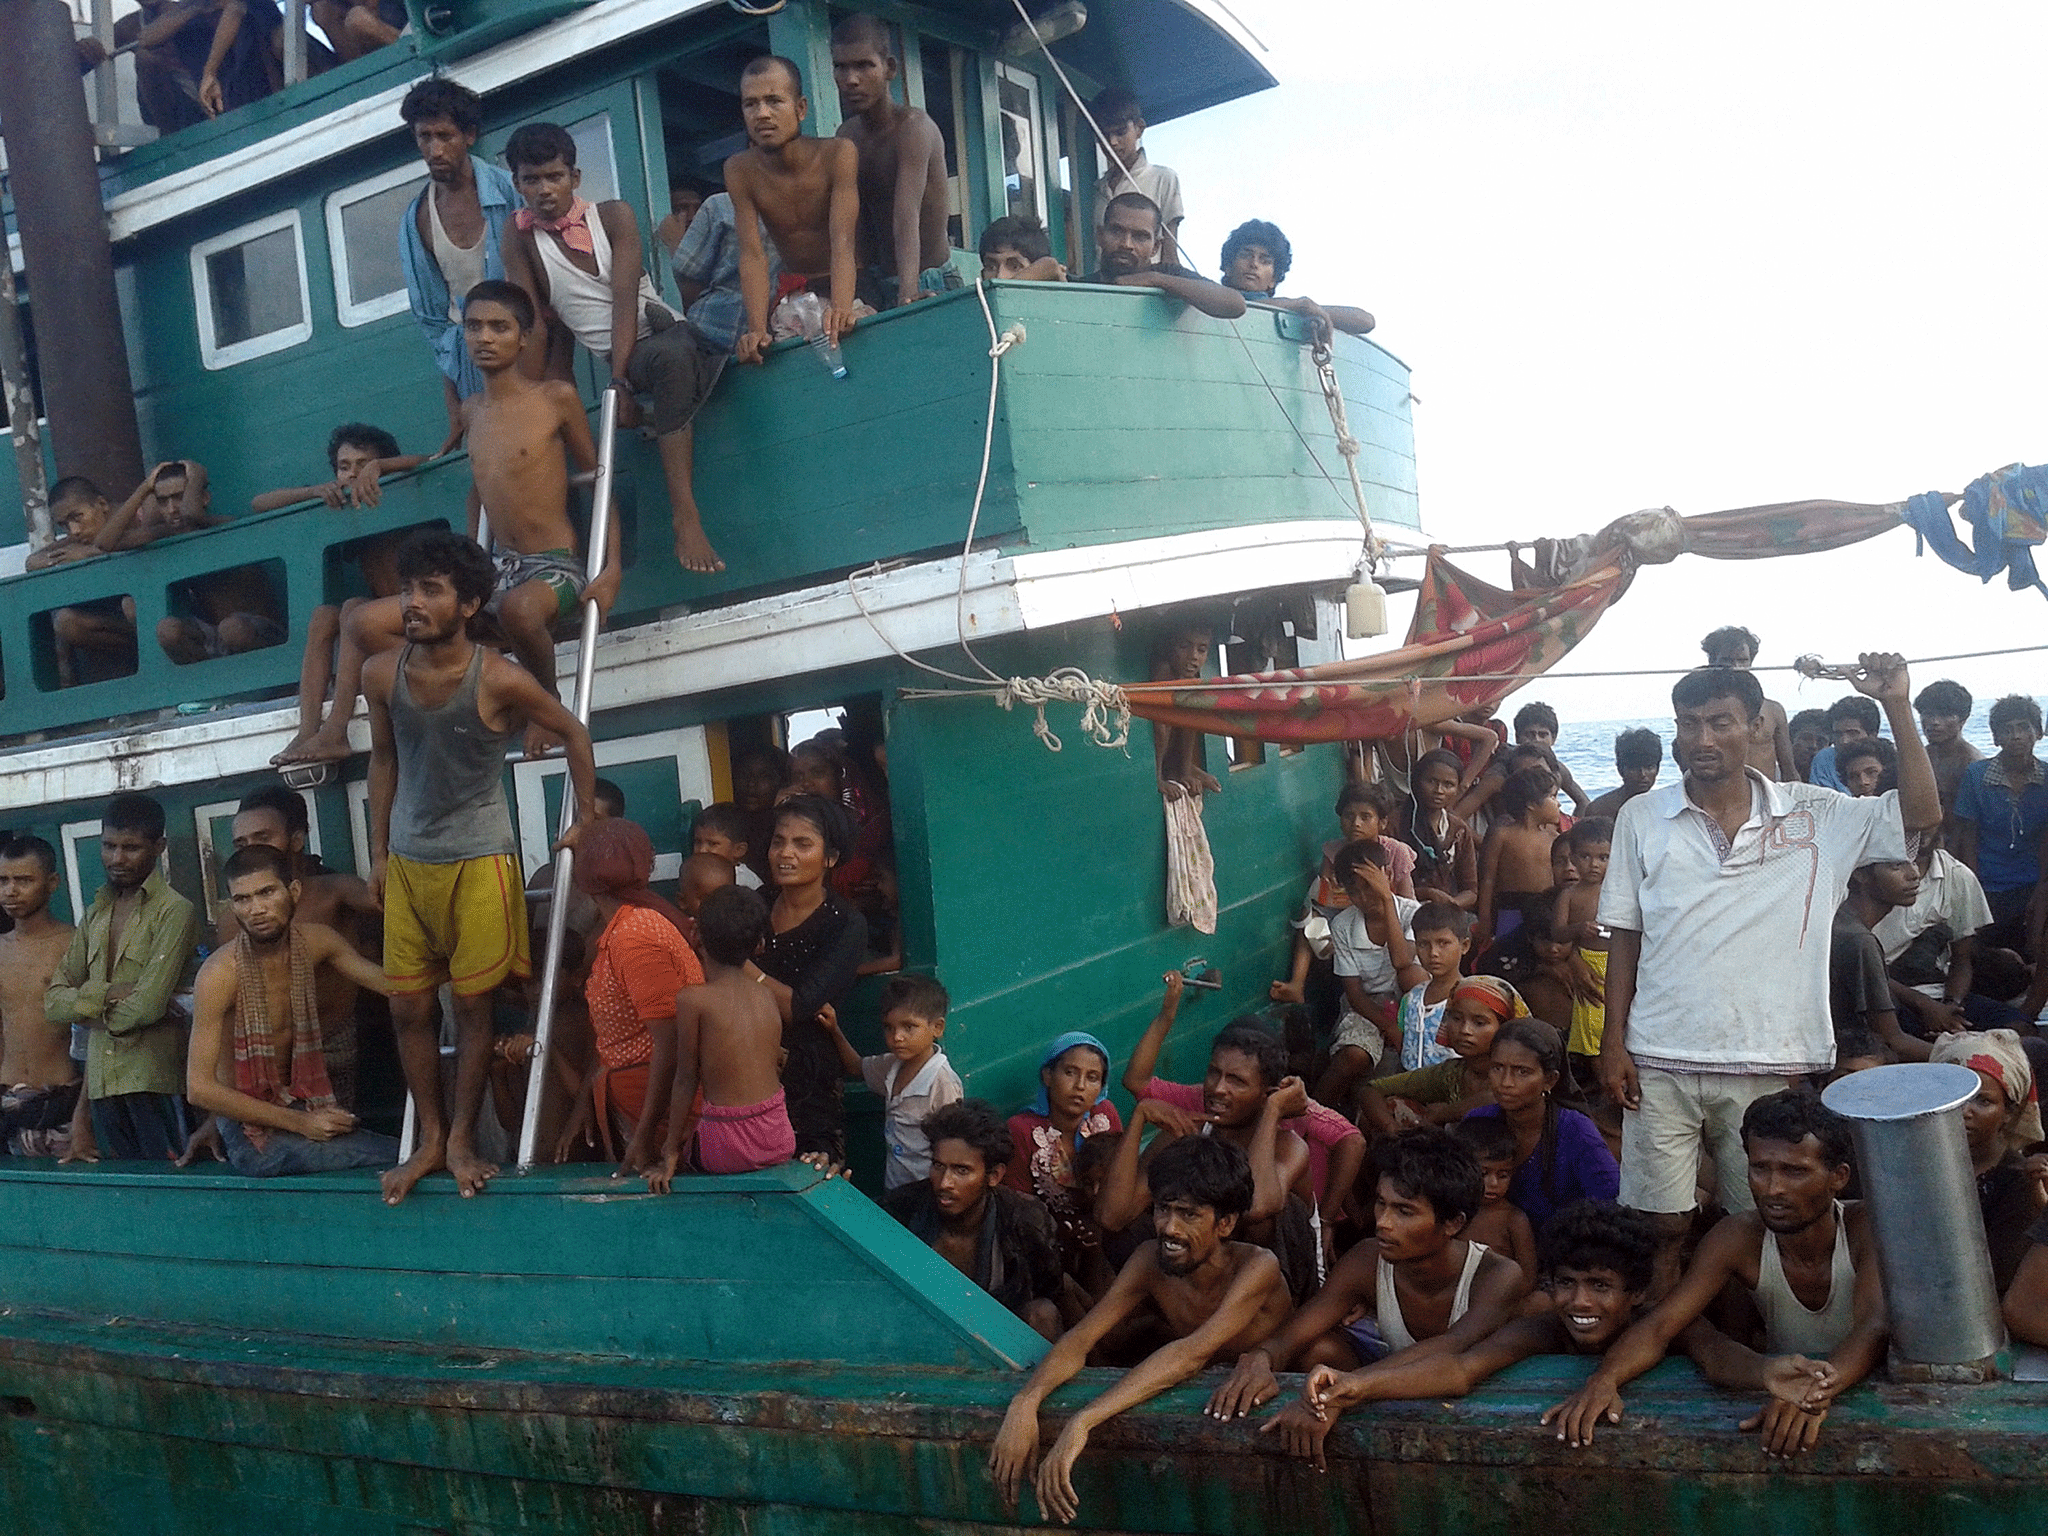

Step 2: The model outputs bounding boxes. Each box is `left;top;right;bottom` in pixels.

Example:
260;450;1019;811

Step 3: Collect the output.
274;723;356;765
381;1140;446;1205
446;1143;499;1198
673;523;726;575
523;722;565;759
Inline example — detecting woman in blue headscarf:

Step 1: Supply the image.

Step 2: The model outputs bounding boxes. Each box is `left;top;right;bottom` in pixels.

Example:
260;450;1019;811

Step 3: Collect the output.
1005;1032;1123;1287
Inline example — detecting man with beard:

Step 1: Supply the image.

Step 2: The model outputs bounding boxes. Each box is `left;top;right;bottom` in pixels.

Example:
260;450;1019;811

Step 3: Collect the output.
185;845;397;1176
1543;1090;1885;1459
1259;1200;1660;1470
1597;656;1939;1282
885;1098;1065;1339
1092;193;1244;319
363;530;599;1204
990;1136;1290;1526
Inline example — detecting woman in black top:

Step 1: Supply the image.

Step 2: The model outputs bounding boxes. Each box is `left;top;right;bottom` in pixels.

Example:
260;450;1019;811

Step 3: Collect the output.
1932;1030;2046;1293
746;794;867;1160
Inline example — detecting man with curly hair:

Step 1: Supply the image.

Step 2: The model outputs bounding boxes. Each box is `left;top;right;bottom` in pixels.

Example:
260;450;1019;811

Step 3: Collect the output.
1218;218;1376;342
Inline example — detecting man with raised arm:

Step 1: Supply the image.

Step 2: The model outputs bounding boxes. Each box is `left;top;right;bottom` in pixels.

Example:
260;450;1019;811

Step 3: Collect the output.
0;837;81;1156
830;14;953;310
1597;654;1940;1284
499;122;731;576
726;57;866;364
1092;193;1245;320
364;530;599;1204
989;1136;1291;1526
1543;1091;1886;1459
185;844;399;1176
398;79;518;442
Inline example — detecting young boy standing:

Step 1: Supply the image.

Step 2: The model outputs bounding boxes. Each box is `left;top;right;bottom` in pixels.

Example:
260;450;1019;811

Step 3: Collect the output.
1388;901;1471;1075
1088;87;1185;266
1556;817;1614;1068
818;971;963;1189
1477;767;1563;944
649;884;796;1187
830;15;953;309
727;57;865;364
499;122;730;577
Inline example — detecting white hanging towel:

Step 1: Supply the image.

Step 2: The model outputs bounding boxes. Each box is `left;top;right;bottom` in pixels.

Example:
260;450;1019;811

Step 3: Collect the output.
1165;792;1218;935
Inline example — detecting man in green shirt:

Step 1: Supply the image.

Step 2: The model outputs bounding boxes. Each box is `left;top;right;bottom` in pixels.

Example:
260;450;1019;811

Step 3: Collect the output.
44;794;201;1161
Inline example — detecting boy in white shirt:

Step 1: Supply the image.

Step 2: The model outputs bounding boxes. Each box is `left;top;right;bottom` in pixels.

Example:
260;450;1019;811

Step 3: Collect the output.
820;972;963;1188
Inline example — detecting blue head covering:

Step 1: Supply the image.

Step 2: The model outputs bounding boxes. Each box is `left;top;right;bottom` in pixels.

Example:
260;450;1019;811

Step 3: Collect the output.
1029;1031;1113;1116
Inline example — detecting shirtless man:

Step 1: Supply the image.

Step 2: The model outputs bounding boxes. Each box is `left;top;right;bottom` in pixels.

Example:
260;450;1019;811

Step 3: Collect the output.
399;79;519;442
499;122;729;576
365;529;600;1203
830;14;952;309
1152;621;1222;802
727;56;863;364
31;478;142;690
212;787;378;1107
185;844;399;1176
1702;627;1796;780
649;884;796;1188
990;1136;1292;1526
307;282;618;763
0;837;81;1156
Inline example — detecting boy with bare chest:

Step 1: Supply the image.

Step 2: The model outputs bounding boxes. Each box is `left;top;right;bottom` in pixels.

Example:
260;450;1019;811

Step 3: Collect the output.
727;56;866;363
649;884;796;1187
830;15;952;308
1478;766;1563;945
0;837;80;1154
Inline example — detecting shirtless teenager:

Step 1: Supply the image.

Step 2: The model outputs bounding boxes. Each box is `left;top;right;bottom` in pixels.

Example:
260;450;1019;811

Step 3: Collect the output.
990;1136;1293;1526
649;884;796;1188
500;122;731;576
830;14;952;309
185;844;400;1176
309;282;619;764
0;837;80;1156
211;787;379;1108
1477;766;1562;945
365;530;600;1204
727;56;864;364
1702;626;1796;780
1205;1129;1527;1421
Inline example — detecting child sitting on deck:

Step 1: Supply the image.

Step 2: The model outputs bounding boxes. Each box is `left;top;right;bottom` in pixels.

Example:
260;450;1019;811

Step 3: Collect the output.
817;972;963;1190
1477;766;1563;946
648;885;796;1188
1271;782;1415;1009
1387;900;1474;1080
1320;842;1423;1110
1358;973;1521;1137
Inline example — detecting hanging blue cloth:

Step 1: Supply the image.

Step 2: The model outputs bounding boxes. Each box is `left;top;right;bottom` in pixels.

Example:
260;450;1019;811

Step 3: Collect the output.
1902;463;2048;598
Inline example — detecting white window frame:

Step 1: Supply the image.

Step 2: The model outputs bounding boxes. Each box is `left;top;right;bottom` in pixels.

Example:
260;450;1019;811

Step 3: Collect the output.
994;62;1048;226
326;163;427;328
190;208;314;369
567;110;619;205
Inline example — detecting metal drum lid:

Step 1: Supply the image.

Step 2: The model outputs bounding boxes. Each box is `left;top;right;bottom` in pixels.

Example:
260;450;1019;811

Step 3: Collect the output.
1822;1061;1978;1123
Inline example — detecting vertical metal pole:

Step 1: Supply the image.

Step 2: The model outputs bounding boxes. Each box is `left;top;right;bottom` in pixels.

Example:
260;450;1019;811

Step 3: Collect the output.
283;0;307;86
516;386;619;1168
0;254;49;547
91;0;119;135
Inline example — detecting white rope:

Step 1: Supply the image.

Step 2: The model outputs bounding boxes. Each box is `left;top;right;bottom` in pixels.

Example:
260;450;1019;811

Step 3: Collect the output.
904;669;1132;753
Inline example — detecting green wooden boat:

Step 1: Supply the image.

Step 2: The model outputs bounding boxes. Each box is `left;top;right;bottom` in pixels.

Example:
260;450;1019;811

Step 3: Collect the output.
0;0;2038;1529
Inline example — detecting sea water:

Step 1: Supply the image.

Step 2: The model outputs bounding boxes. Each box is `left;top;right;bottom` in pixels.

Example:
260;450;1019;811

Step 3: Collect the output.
1551;707;2035;802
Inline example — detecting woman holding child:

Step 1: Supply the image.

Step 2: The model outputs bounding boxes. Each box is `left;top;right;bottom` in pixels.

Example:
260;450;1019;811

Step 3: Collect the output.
558;818;703;1168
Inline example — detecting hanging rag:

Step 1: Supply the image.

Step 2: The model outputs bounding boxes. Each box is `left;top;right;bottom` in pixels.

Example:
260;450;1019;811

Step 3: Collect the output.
1164;793;1218;934
1902;464;2048;598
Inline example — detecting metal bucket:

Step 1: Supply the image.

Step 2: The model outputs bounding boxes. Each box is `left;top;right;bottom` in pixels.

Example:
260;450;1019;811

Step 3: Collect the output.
1822;1062;2004;1372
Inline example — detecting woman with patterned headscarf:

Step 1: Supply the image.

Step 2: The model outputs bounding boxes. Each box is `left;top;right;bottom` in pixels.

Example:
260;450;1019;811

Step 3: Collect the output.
558;818;703;1170
1362;976;1530;1138
1931;1030;2046;1292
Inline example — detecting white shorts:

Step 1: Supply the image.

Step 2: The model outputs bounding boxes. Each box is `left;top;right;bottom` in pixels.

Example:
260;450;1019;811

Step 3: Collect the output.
1618;1067;1801;1215
1331;1009;1387;1064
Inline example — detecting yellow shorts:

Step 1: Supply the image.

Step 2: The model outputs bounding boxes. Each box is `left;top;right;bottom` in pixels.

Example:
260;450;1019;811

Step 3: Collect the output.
1567;945;1610;1057
383;852;530;997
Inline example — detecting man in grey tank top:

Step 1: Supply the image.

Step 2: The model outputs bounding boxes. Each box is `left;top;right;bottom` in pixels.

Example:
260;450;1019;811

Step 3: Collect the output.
364;531;599;1205
1544;1089;1886;1459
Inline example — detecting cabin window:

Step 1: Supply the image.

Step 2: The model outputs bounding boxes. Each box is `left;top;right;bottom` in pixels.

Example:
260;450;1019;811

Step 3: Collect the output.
327;165;428;327
567;112;620;203
161;560;289;665
190;210;312;369
994;63;1046;225
30;595;138;690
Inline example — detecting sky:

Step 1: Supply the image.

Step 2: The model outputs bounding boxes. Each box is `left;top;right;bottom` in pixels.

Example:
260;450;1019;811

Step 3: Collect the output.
1143;0;2048;724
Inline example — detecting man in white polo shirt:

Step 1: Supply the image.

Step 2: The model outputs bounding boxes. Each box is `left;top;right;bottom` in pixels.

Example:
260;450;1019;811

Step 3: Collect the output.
1596;655;1941;1271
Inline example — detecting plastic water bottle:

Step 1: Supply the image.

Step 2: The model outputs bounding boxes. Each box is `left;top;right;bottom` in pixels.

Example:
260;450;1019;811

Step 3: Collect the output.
786;291;848;379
